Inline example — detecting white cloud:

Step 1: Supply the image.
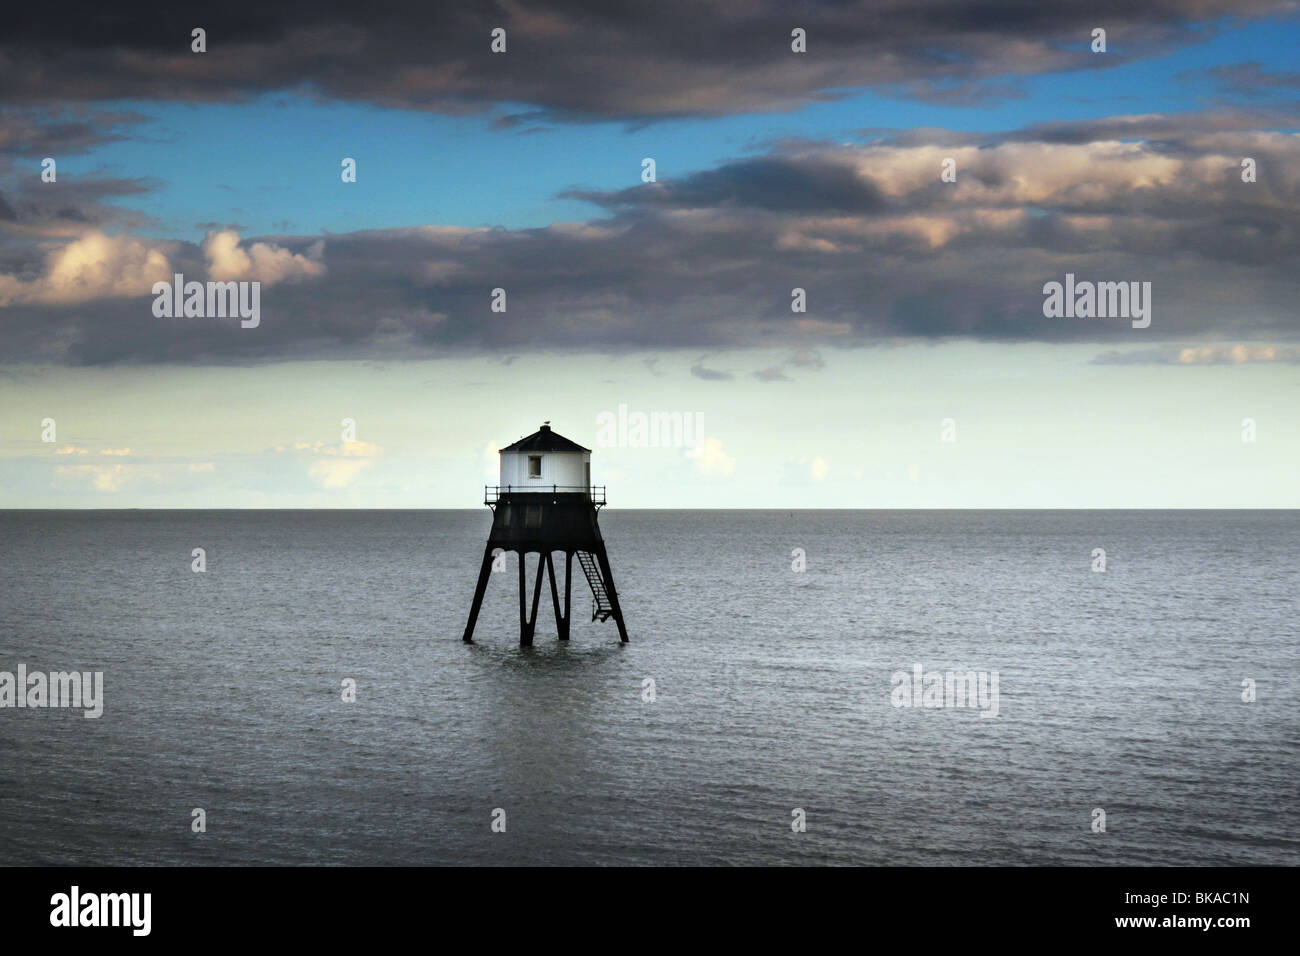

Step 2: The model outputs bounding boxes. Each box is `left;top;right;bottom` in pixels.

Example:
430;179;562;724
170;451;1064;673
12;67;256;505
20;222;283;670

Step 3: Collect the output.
0;227;325;309
56;463;153;492
0;231;173;306
694;436;735;477
1094;344;1300;365
202;229;325;285
308;458;371;488
1176;345;1300;365
282;440;383;457
55;445;132;456
274;439;382;488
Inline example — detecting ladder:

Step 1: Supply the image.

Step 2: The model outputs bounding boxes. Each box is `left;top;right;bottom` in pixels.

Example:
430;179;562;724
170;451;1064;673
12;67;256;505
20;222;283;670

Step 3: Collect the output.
576;550;614;622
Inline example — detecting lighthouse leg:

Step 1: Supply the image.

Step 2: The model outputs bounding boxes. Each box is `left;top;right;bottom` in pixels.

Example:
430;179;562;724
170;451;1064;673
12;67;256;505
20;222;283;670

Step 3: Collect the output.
514;548;540;647
529;552;544;642
594;543;629;643
462;545;495;643
518;551;531;646
546;552;569;641
564;551;573;639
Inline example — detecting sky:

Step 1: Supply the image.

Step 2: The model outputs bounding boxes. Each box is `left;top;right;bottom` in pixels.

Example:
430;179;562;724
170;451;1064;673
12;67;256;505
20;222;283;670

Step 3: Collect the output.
1;1;1298;507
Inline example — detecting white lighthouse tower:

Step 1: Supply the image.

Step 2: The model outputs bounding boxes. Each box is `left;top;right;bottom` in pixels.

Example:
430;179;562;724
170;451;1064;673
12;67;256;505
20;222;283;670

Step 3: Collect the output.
461;423;629;645
496;422;592;492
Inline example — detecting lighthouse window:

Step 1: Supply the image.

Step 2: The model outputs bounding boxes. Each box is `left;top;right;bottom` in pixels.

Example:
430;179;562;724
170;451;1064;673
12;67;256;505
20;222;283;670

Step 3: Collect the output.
528;455;542;478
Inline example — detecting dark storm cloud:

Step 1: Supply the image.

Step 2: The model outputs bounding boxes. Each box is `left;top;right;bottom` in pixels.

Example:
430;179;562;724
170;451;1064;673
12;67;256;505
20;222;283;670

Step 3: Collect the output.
569;156;890;213
0;110;159;240
0;176;157;234
1;1;1293;120
0;108;147;159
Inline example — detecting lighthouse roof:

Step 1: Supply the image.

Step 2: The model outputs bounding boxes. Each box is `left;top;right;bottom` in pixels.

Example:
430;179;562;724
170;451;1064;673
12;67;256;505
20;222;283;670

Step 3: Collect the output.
500;423;590;454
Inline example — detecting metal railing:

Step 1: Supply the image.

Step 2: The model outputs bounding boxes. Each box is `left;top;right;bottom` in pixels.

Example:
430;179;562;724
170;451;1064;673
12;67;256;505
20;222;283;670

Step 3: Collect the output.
484;485;606;505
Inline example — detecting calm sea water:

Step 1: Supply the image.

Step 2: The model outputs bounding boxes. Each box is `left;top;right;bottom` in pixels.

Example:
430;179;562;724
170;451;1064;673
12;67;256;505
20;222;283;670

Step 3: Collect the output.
0;510;1296;866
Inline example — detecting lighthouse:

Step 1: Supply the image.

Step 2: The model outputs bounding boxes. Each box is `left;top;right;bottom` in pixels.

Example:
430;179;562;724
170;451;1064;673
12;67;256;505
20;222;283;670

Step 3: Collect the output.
461;423;629;645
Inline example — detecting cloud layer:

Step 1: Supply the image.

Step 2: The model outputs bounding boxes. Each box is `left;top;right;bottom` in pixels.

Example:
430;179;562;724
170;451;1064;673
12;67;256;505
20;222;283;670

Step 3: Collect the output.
2;111;1297;364
3;1;1294;120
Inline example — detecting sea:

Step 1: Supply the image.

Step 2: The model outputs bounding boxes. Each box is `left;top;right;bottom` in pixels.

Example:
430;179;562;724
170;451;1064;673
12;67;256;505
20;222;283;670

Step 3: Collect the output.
1;509;1296;866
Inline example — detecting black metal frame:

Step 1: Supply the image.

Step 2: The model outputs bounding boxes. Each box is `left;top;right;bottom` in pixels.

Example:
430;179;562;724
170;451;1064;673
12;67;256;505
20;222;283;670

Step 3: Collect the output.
461;544;628;646
462;486;627;645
